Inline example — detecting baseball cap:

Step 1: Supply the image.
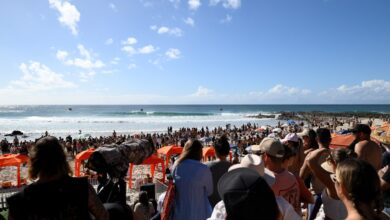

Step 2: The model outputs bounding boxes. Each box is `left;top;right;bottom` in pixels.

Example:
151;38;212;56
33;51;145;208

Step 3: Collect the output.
228;154;275;186
281;133;299;143
351;124;371;135
298;128;310;137
256;137;285;158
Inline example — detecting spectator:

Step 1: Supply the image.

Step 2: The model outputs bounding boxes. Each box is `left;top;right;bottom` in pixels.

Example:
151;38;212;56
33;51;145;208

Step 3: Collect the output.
171;139;213;220
134;191;155;220
6;136;108;220
206;135;231;207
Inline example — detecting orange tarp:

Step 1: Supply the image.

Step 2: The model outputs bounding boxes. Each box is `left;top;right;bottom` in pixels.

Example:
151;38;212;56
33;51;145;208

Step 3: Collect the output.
157;145;183;168
128;154;165;188
330;134;355;149
74;148;95;177
0;154;29;187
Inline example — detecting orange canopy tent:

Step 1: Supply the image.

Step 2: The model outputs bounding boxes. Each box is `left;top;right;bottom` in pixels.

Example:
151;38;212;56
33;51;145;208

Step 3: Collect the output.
157;145;183;168
202;147;233;162
128;154;165;188
0;154;29;187
330;134;355;149
74;148;95;177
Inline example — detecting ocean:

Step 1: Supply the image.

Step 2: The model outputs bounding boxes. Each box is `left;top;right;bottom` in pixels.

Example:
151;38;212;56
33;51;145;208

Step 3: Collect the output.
0;105;389;140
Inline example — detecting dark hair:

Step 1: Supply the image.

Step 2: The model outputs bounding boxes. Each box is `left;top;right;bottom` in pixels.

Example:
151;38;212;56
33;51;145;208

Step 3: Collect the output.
336;159;383;219
330;147;357;164
352;124;372;136
29;136;72;180
316;128;331;146
308;129;319;149
176;139;203;164
283;144;297;162
214;135;230;157
138;191;149;207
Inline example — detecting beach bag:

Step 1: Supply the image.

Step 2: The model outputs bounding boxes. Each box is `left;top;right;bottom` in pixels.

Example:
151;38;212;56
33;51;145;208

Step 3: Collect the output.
161;181;175;220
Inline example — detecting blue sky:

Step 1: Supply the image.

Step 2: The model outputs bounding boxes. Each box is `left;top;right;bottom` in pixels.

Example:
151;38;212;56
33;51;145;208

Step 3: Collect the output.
0;0;389;104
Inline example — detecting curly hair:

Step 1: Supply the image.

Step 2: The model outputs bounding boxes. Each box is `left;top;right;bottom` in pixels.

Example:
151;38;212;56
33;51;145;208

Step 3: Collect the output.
28;136;72;180
336;159;383;219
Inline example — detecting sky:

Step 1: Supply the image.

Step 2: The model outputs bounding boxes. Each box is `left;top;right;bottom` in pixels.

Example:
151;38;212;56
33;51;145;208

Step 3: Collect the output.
0;0;389;104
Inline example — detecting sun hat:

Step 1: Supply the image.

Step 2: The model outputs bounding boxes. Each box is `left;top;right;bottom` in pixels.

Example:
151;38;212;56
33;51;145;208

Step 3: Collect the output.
298;128;310;137
228;154;275;186
252;137;284;158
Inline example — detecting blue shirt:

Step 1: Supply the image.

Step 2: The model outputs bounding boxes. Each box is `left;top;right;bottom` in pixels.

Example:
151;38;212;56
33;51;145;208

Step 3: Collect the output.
172;159;213;220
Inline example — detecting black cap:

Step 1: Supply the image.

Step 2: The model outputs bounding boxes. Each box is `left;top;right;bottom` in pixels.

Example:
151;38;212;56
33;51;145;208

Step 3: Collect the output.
217;168;279;219
351;124;371;135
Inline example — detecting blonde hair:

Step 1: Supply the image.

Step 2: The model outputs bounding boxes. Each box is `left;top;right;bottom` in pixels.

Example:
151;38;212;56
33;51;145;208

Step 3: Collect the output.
29;136;72;180
336;159;383;219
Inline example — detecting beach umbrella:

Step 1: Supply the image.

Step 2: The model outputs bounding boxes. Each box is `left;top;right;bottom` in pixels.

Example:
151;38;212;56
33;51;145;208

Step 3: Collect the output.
371;123;390;145
287;120;296;126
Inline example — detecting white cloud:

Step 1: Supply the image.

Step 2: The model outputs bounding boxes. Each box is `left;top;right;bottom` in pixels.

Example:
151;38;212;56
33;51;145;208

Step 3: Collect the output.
210;0;241;9
184;17;195;26
152;26;183;37
122;37;137;45
267;84;311;96
128;63;137;70
49;0;80;35
56;45;105;81
10;61;76;91
223;0;241;9
105;38;114;45
109;3;117;11
56;50;68;61
165;48;181;59
188;0;201;10
220;14;232;23
192;86;214;97
122;46;137;56
138;45;157;54
320;80;390;103
110;57;120;65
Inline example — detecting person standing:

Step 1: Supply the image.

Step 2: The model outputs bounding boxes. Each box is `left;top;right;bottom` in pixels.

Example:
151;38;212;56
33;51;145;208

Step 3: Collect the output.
171;139;213;220
206;135;231;207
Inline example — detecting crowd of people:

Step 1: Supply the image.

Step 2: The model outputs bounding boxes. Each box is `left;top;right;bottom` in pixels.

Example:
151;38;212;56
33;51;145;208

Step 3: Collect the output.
3;120;390;220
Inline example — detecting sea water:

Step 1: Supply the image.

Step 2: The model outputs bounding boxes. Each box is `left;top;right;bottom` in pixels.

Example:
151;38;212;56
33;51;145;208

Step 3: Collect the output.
0;105;389;140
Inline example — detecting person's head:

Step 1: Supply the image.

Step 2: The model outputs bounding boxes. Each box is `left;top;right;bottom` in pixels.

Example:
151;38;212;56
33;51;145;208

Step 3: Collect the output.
335;159;383;216
316;128;332;147
322;147;357;173
214;135;230;158
138;191;149;206
28;136;72;180
218;168;280;220
298;129;318;150
176;139;203;164
281;133;299;149
351;124;371;141
282;144;296;169
253;137;284;167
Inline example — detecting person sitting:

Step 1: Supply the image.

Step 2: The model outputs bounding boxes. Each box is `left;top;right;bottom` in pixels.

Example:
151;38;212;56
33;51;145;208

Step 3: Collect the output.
336;159;388;220
6;136;108;220
134;191;155;220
